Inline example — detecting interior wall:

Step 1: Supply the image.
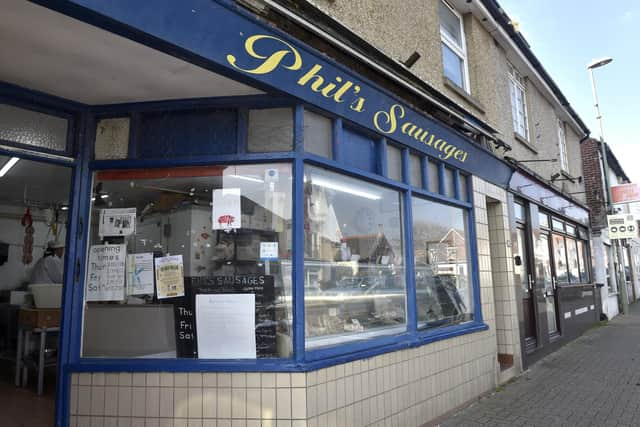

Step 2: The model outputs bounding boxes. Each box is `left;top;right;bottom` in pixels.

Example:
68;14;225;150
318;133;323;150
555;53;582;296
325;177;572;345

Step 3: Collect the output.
0;204;67;290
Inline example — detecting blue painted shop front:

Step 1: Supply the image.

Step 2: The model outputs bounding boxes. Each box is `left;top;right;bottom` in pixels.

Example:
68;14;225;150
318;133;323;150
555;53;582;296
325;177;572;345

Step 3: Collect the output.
1;1;514;425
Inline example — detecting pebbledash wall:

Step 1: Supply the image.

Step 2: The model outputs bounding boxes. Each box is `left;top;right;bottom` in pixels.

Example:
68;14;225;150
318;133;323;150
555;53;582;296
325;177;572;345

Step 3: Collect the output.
68;178;515;427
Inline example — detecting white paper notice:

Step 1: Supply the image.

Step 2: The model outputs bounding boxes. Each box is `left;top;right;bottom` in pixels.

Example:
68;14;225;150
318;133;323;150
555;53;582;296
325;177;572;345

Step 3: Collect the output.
155;255;185;299
86;244;126;301
196;293;256;359
126;253;155;295
212;188;241;230
99;208;136;237
259;242;278;260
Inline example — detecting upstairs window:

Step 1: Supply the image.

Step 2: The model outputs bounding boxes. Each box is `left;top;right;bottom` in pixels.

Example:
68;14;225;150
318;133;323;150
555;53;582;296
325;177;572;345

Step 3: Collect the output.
439;1;469;91
557;119;569;171
508;64;529;140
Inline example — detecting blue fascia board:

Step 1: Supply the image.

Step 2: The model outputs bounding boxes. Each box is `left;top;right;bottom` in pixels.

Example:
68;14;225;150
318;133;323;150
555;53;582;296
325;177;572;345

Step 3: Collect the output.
39;0;513;188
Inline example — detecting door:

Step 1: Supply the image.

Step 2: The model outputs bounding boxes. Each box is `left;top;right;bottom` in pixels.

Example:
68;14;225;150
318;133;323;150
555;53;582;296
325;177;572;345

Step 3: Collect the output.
538;233;560;336
516;226;537;349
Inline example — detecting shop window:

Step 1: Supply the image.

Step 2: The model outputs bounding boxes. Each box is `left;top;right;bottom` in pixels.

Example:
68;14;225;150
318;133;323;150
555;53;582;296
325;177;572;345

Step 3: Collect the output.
410;154;422;188
342;127;377;173
439;1;469;91
386;144;402;182
412;197;473;328
81;163;293;359
94;117;130;160
508;63;529;140
566;238;580;283
248;108;293;153
577;240;590;283
138;109;237;158
0;103;68;152
552;234;568;283
443;167;455;198
428;161;439;194
303;110;332;159
303;165;406;348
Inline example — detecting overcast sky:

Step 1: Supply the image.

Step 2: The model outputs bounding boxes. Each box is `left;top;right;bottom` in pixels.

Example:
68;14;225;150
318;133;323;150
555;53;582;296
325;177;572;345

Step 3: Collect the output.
498;0;640;183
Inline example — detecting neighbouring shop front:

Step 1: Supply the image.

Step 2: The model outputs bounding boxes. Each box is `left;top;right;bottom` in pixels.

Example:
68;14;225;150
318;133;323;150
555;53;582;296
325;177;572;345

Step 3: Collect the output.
509;169;597;367
0;1;519;426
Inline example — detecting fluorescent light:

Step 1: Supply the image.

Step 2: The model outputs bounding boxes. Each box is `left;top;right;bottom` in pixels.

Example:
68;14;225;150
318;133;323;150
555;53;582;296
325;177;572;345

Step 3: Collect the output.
100;194;109;199
226;174;264;183
310;177;382;200
0;157;19;177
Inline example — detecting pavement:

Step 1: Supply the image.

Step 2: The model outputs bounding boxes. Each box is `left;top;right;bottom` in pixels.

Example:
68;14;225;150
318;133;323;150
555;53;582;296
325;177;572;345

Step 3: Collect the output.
439;303;640;427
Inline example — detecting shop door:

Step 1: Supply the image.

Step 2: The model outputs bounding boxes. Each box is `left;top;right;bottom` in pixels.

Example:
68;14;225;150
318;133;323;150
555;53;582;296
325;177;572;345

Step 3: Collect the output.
516;226;537;350
538;233;560;336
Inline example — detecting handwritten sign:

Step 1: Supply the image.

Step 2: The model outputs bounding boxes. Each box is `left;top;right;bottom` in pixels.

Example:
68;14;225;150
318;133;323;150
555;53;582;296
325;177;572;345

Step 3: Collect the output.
86;244;126;301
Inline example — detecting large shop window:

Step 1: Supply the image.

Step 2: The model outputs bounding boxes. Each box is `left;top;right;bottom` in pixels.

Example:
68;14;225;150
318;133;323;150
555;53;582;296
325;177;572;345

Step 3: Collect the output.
549;219;590;285
81;163;293;359
412;198;473;328
303;166;406;348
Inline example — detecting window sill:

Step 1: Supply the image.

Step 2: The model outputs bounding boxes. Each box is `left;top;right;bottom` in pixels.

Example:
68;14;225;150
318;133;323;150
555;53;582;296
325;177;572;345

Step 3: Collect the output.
513;132;538;154
443;77;486;114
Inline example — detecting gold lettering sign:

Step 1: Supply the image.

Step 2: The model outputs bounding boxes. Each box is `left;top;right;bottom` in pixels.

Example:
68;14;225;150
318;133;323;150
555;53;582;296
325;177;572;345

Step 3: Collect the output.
227;34;469;163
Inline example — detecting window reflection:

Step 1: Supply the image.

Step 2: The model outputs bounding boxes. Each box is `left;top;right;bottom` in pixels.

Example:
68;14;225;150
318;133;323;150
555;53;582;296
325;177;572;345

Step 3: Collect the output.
412;198;473;328
303;166;406;347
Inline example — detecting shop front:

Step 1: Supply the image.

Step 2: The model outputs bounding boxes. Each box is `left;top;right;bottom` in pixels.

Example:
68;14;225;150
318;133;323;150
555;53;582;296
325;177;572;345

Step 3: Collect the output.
509;169;597;367
0;1;518;425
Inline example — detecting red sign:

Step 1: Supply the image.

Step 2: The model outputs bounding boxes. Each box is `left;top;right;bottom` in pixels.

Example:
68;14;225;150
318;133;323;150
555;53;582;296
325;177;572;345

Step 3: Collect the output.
612;183;640;204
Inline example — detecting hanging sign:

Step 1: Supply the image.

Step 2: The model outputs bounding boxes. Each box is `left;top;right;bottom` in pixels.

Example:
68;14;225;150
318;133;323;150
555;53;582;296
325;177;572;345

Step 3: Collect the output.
607;214;637;239
612;183;640;204
99;208;136;237
155;255;185;299
86;244;126;301
212;188;242;230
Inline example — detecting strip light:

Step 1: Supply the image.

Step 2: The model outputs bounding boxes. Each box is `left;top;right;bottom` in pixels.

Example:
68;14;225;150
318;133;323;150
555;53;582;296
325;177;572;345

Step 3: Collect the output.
0;157;19;177
310;176;381;200
226;174;264;183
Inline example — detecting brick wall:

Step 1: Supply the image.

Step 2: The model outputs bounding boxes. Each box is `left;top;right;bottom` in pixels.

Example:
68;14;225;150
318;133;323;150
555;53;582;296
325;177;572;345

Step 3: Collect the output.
581;138;605;229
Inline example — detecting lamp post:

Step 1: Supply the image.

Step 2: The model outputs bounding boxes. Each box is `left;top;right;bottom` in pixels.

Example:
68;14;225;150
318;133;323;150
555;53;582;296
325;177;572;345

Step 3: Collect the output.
587;57;629;315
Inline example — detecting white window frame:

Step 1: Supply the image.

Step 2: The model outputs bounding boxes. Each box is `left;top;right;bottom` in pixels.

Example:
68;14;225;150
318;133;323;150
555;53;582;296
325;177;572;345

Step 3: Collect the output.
508;63;530;140
557;119;569;171
439;0;470;92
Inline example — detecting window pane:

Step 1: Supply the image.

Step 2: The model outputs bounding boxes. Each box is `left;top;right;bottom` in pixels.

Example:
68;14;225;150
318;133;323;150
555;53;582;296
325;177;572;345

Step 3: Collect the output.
428;161;439;194
552;218;564;231
82;163;293;359
515;228;529;293
95;117;129;160
459;174;468;202
566;238;580;283
442;43;464;88
443;168;455;198
0;103;68;152
386;144;402;182
538;212;549;228
577;240;590;283
248;108;293;152
553;235;568;283
304;110;332;158
304;166;406;347
412;197;473;328
439;1;462;46
565;224;576;236
514;203;525;222
410;154;422;188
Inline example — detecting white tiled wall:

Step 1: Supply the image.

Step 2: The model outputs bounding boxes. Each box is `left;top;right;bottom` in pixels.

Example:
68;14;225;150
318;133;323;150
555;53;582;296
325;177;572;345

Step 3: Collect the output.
68;178;515;427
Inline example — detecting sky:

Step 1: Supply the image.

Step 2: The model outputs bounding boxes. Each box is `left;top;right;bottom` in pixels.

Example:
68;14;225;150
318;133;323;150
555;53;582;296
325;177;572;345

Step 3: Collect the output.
497;0;640;183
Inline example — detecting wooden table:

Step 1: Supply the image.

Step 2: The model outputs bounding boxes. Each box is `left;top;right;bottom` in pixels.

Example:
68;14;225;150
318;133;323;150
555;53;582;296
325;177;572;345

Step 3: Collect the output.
15;308;60;395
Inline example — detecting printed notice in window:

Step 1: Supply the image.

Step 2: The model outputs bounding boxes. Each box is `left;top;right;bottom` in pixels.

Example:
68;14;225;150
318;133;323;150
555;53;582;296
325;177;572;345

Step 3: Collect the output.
196;293;256;359
99;208;136;237
155;255;185;299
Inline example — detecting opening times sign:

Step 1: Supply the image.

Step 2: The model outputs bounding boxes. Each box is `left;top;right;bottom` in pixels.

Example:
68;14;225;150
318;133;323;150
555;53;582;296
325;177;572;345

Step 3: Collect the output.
607;214;637;239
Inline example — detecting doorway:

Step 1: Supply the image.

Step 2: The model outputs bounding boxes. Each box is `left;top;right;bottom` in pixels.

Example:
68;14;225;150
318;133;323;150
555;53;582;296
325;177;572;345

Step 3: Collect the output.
0;154;73;427
513;202;537;352
537;232;560;337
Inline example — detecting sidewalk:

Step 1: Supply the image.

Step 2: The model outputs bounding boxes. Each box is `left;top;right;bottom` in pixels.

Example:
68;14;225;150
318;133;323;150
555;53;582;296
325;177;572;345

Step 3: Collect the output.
439;303;640;427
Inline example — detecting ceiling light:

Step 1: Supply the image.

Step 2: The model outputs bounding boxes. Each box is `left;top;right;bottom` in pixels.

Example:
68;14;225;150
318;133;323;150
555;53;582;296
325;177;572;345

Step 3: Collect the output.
226;174;264;183
100;194;109;199
310;177;382;200
0;157;20;177
60;205;69;211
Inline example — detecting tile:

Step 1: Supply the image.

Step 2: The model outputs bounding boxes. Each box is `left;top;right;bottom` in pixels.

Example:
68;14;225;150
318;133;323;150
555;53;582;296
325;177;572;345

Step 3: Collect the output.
291;422;307;427
232;373;246;388
147;373;160;387
174;388;189;419
189;373;203;388
247;373;261;388
290;373;305;388
203;388;217;418
261;388;276;419
306;371;317;387
277;388;292;419
104;418;117;427
132;387;146;417
117;418;131;427
188;420;203;427
218;388;232;418
72;373;79;385
160;387;174;418
119;373;132;387
93;373;106;386
131;419;145;427
261;373;276;388
91;416;105;427
118;387;132;417
132;373;146;387
276;421;291;427
77;416;91;427
106;374;119;387
91;386;106;416
326;381;337;412
71;385;79;415
160;373;174;387
218;373;232;387
159;420;172;427
276;373;290;388
188;387;204;418
246;388;262;419
78;386;92;416
306;385;317;418
247;421;261;427
202;421;216;427
105;387;119;416
217;421;231;427
291;388;306;419
174;420;188;427
203;373;217;388
231;420;246;427
175;374;189;388
145;419;160;427
79;373;92;386
231;388;246;419
146;387;160;417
